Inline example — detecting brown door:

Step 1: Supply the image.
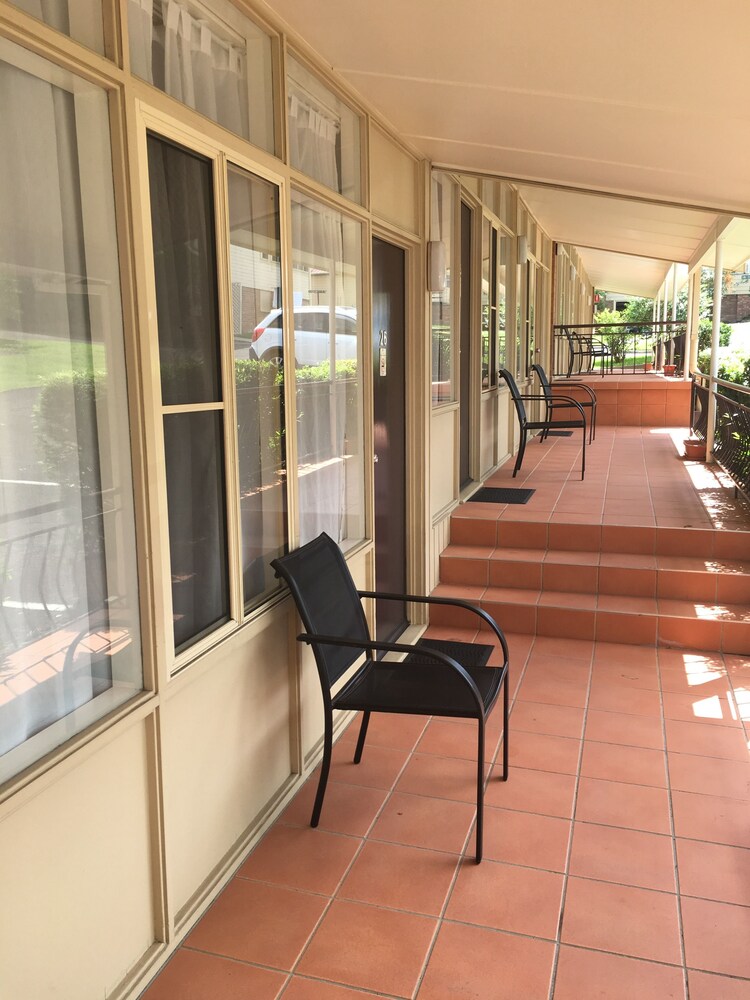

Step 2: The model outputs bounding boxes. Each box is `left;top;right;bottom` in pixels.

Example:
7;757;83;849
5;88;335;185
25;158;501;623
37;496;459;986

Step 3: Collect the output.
459;201;472;489
372;237;407;643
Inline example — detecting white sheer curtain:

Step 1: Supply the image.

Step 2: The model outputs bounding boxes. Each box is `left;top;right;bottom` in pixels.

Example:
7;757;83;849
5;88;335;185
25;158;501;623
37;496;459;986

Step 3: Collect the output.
128;0;247;138
288;92;340;192
292;194;363;549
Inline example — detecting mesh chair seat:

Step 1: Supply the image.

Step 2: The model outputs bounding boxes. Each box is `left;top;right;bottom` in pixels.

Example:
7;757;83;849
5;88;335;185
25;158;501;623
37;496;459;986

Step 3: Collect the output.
335;656;503;717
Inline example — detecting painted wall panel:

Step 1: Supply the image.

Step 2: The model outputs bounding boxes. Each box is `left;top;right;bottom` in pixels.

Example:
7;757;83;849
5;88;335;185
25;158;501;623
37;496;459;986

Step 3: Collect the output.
430;407;456;516
161;610;293;913
480;392;496;476
0;723;154;1000
369;124;419;234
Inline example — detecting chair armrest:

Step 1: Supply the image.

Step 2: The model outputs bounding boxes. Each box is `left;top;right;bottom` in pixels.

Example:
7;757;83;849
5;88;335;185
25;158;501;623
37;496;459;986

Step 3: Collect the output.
296;631;489;713
357;589;509;661
522;394;586;422
551;381;597;403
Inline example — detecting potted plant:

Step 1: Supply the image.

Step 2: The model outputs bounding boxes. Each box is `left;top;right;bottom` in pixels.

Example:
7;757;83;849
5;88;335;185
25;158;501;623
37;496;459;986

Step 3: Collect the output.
683;435;706;461
663;363;676;376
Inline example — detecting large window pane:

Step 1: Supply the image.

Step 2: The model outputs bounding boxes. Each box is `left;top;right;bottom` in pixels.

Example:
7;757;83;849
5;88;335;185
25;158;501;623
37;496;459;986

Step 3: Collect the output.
9;0;104;54
163;412;229;651
287;54;361;204
497;235;508;369
147;134;230;655
431;172;454;405
0;41;142;783
148;135;222;406
228;167;287;610
291;192;364;549
129;0;275;152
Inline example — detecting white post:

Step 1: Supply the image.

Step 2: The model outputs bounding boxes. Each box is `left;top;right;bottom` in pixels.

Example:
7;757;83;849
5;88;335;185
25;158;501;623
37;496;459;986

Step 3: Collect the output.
664;265;673;365
669;264;678;365
686;269;701;379
706;241;724;460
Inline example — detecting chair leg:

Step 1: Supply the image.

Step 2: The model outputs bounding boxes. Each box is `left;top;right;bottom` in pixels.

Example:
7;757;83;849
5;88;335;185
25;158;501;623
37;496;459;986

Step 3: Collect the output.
501;671;509;780
353;711;370;764
475;716;485;864
580;423;586;480
311;708;333;828
513;429;527;477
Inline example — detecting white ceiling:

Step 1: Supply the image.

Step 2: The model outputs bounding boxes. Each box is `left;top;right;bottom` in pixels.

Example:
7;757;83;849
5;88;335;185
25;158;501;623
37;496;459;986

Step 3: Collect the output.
260;0;750;295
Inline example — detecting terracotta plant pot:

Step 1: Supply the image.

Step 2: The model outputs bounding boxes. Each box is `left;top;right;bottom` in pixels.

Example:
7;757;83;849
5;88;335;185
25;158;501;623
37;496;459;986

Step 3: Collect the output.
683;439;706;461
663;364;676;376
644;362;653;371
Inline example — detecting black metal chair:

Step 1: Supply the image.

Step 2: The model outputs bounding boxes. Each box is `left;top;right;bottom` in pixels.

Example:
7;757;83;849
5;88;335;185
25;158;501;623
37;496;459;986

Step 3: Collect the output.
271;532;509;863
562;326;609;377
531;363;597;443
499;367;587;479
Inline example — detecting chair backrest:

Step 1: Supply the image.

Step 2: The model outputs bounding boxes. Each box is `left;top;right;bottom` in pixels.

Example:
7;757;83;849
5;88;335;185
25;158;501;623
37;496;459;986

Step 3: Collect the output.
531;363;552;402
498;368;527;425
271;532;371;690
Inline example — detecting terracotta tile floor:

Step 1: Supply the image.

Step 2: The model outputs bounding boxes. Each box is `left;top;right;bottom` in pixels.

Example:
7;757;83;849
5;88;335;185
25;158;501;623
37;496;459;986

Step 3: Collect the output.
139;423;750;999
141;632;750;1000
480;425;750;532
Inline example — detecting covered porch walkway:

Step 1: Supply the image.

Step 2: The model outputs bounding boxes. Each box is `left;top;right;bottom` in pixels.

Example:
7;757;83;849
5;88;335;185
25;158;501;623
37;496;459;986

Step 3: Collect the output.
140;422;750;1000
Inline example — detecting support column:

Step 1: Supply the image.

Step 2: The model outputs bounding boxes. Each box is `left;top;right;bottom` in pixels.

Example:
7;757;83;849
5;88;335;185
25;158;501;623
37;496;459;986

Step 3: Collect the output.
663;265;673;365
669;264;678;365
686;269;701;379
706;242;724;461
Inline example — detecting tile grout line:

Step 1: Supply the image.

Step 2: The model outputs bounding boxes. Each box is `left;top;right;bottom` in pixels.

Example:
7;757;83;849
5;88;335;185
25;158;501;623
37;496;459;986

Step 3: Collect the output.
656;645;691;1000
409;625;536;1000
545;627;596;1000
276;712;433;998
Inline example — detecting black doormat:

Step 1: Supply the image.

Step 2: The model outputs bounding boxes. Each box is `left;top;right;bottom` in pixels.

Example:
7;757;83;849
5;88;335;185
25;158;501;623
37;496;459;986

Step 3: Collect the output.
467;487;535;504
407;637;493;667
546;430;573;437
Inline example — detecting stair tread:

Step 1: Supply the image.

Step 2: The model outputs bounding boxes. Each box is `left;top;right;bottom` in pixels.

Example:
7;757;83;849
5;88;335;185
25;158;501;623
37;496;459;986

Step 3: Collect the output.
442;544;749;575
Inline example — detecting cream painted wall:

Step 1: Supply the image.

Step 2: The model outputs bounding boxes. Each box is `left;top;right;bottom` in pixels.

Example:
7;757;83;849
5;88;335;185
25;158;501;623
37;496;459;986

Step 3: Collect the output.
161;608;294;917
479;392;497;476
430;406;457;516
369;124;420;235
0;723;154;1000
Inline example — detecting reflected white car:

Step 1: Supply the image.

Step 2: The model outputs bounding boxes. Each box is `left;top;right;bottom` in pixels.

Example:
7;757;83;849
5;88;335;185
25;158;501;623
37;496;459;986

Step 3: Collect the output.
249;306;358;366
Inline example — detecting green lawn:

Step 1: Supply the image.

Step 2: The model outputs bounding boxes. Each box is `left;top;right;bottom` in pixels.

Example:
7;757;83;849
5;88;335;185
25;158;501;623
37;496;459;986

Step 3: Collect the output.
0;335;106;392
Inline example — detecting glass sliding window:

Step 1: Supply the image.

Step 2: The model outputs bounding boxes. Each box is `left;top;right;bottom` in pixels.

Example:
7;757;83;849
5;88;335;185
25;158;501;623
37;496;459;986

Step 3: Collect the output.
481;220;498;389
228;166;287;610
0;40;142;783
9;0;104;54
431;172;454;405
497;234;508;370
287;54;361;204
147;134;230;654
291;191;364;549
129;0;275;153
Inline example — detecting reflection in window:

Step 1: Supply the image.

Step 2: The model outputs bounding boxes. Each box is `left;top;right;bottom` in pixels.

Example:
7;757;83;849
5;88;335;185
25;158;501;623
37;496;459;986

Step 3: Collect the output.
129;0;274;152
287;54;361;204
147;134;230;654
497;235;508;370
291;192;364;549
228;166;287;611
9;0;104;54
481;220;498;390
431;172;454;405
0;41;142;782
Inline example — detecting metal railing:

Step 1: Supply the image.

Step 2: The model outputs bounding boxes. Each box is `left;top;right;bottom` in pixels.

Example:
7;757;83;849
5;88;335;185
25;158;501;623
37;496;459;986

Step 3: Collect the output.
553;321;688;377
691;373;750;499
